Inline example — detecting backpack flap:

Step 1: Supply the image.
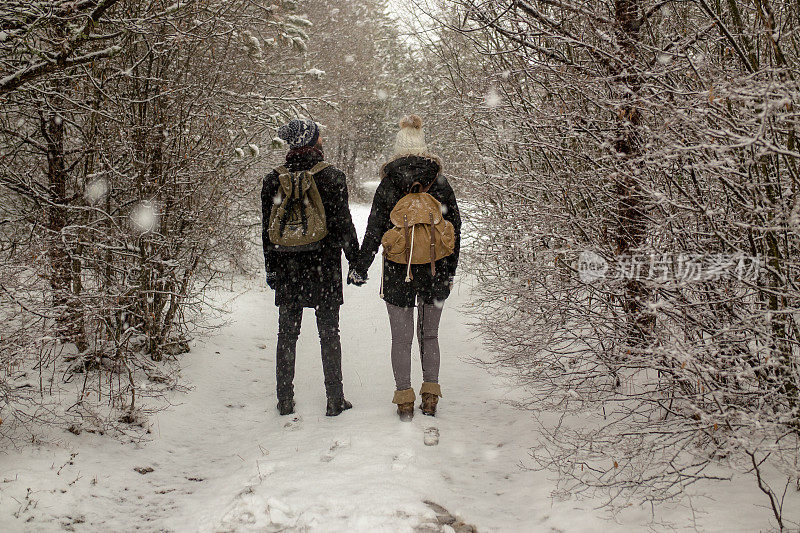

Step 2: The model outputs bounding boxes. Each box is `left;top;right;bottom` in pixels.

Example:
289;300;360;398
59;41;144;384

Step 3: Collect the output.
389;193;444;226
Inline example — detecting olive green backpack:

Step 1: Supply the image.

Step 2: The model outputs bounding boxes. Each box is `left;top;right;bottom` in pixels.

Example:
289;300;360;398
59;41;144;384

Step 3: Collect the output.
268;162;329;251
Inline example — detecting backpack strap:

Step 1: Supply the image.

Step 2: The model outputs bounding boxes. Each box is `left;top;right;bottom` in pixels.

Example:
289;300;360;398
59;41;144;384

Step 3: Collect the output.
410;180;434;194
278;172;300;237
429;211;436;276
275;162;329;181
307;162;331;176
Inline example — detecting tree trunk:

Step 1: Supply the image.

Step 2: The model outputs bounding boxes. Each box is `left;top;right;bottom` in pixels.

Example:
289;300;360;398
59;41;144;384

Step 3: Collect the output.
42;106;85;349
613;0;653;347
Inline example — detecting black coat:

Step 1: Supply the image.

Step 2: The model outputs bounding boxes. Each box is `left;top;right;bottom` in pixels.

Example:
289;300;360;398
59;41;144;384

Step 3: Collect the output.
355;155;461;308
262;150;359;308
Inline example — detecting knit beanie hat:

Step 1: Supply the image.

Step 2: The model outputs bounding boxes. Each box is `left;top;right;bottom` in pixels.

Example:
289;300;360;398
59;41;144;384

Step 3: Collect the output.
277;119;320;149
380;114;443;179
393;115;428;157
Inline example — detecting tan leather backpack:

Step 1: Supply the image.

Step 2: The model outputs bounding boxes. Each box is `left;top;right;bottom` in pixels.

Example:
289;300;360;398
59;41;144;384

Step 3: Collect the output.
382;187;455;281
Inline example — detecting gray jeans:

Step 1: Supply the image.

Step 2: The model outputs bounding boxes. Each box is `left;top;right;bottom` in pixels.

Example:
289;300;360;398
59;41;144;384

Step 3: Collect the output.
386;302;443;391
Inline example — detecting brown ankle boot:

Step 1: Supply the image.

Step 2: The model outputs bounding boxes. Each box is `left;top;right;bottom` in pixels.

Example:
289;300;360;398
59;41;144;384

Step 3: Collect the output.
420;394;438;416
393;388;416;422
419;382;442;416
397;402;414;421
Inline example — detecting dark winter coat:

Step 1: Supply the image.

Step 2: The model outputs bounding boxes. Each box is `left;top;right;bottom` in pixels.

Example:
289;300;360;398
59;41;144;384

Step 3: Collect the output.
262;150;360;308
355;155;461;308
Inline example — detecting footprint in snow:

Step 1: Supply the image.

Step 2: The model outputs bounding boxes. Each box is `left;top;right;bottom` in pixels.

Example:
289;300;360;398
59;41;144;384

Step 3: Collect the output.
283;416;302;431
217;493;296;531
256;459;275;479
417;501;479;533
265;497;297;529
424;427;440;446
320;439;350;462
392;450;415;471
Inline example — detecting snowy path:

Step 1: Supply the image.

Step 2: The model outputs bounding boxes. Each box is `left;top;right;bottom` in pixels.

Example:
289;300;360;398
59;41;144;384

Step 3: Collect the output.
0;206;774;532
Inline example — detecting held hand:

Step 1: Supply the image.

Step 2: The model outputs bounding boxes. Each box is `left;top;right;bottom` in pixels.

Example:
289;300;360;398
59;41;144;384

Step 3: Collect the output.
347;268;367;287
266;271;278;290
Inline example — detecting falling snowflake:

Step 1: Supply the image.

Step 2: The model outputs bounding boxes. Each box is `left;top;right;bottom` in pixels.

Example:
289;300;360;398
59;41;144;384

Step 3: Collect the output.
657;53;673;65
484;87;502;108
483;447;501;461
234;147;245;158
497;124;513;142
344;55;355;63
84;178;110;205
691;52;706;64
130;201;159;234
248;144;260;157
376;89;388;101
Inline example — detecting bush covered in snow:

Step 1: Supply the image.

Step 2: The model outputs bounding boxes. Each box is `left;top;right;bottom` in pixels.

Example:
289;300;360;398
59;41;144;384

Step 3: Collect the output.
416;0;800;528
0;0;315;440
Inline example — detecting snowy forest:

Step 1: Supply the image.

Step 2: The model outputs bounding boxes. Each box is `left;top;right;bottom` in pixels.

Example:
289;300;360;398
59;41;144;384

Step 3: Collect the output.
1;0;800;531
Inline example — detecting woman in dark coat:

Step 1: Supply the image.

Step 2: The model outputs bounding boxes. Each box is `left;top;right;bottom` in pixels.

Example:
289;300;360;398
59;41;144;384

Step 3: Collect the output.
351;115;461;421
262;119;360;417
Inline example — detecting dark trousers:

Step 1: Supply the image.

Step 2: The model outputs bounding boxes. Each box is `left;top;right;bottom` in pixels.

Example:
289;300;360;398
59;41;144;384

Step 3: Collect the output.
276;304;344;401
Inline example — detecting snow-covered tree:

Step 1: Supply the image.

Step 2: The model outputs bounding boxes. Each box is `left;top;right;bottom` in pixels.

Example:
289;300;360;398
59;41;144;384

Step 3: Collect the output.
415;0;800;527
0;0;318;437
299;0;422;195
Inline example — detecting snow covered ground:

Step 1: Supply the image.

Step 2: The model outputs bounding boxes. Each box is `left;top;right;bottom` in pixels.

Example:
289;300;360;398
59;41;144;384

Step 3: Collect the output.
0;205;792;532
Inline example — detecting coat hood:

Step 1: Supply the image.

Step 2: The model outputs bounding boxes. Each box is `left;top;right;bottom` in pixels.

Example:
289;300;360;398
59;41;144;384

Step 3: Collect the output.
285;146;325;172
380;154;443;193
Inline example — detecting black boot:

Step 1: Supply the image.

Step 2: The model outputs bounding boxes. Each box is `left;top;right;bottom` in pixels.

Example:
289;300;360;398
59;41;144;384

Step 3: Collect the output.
326;397;353;417
277;398;295;416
